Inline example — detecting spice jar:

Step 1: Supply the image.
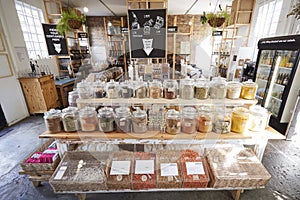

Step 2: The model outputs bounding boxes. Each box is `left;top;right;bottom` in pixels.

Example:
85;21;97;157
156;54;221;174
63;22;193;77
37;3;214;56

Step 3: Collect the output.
106;80;119;99
180;78;195;99
240;80;257;100
226;82;242;99
231;107;250;133
198;109;213;133
134;81;148;98
163;79;178;99
181;107;197;134
98;107;115;133
132;108;147;133
68;90;79;107
62;107;80;132
194;78;209;99
79;107;98;132
249;106;269;131
77;81;91;99
165;109;180;134
44;109;62;133
115;107;132;133
209;77;227;99
213;108;231;134
92;80;106;98
149;80;162;99
119;80;133;98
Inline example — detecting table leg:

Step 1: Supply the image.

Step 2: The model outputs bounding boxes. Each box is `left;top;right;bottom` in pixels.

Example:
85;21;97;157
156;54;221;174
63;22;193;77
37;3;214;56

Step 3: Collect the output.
231;190;242;200
75;193;86;200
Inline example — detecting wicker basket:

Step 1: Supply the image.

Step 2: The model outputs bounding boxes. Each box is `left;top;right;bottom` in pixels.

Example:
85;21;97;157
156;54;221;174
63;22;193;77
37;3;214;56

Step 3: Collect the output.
208;17;225;28
68;19;82;29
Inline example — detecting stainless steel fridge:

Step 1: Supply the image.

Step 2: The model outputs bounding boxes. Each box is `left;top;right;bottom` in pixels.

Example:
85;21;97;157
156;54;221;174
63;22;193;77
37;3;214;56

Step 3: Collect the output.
253;35;300;135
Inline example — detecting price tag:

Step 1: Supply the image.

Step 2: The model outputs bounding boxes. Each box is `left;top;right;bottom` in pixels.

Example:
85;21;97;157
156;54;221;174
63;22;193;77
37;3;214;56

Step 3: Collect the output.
160;163;178;176
110;161;131;175
186;162;205;175
185;122;191;127
135;160;154;174
54;166;67;180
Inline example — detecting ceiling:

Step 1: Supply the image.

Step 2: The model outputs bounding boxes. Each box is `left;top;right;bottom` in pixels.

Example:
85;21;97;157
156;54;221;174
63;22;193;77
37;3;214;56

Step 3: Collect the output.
61;0;233;16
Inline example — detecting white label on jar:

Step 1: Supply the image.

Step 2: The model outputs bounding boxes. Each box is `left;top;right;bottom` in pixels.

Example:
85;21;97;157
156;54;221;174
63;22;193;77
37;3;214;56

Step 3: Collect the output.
100;122;107;128
122;89;128;93
167;88;175;92
186;162;205;175
160;163;178;176
185;122;192;127
135;160;154;174
205;121;212;126
54;166;67;180
110;161;131;175
120;118;126;126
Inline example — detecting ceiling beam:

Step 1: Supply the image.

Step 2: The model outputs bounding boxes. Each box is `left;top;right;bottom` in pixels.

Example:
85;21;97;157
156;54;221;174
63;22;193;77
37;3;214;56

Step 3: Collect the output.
98;0;117;16
184;0;199;15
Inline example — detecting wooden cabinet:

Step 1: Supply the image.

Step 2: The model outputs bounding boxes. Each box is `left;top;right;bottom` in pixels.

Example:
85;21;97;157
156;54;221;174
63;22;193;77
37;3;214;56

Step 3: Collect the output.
19;75;59;114
55;78;76;108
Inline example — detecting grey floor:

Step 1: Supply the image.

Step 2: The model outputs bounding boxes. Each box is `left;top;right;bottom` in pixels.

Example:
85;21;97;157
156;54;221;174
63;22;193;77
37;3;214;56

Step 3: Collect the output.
0;115;299;200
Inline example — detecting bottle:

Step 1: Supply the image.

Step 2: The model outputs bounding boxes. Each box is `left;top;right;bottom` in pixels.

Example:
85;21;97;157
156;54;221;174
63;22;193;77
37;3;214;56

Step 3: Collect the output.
283;74;289;85
228;55;237;81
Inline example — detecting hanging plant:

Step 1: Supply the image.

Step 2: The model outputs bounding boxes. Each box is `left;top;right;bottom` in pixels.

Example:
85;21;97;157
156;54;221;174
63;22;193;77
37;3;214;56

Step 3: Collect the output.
56;9;86;35
287;2;300;20
201;5;230;28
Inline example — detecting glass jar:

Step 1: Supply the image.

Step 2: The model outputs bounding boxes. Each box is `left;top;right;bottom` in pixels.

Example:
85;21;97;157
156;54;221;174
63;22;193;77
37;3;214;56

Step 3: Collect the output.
194;78;209;99
149;80;162;99
179;78;195;100
226;82;242;99
79;107;98;132
249;106;269;131
68;90;79;107
198;109;213;133
231;107;250;133
115;107;132;133
77;81;91;99
135;81;148;98
62;107;80;132
93;80;106;98
210;77;227;99
163;79;178;99
165;109;180;134
106;80;119;99
119;80;133;98
181;107;197;134
132;108;148;133
213;108;231;134
44;109;62;133
240;80;258;100
98;107;115;133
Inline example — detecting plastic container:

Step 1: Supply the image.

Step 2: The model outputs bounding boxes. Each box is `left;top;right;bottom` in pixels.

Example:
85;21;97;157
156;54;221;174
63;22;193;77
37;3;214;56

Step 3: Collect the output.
77;81;91;99
194;78;209;99
240;80;258;100
210;77;227;99
165;109;180;134
119;80;133;98
180;78;194;99
163;79;178;99
249;105;269;131
98;107;115;133
213;108;231;134
132;108;147;133
68;90;79;107
134;81;148;98
149;80;163;99
231;107;250;133
226;82;242;99
61;107;80;132
181;107;197;134
198;109;213;133
44;109;62;133
92;80;106;98
115;107;132;133
106;80;119;99
79;107;98;132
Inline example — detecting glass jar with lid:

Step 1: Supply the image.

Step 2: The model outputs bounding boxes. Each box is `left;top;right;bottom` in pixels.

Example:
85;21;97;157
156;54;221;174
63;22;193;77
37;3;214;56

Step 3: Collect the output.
77;81;91;99
240;80;257;100
181;107;197;134
44;109;62;133
194;78;209;99
119;80;133;98
213;108;231;134
106;80;119;99
62;107;80;132
249;105;269;131
163;79;178;99
149;80;162;99
231;107;250;133
226;81;242;99
134;81;148;98
98;107;115;133
68;90;79;107
179;78;195;99
79;107;98;132
132;108;148;133
209;76;227;99
198;108;213;133
165;109;180;134
92;80;106;98
115;107;132;133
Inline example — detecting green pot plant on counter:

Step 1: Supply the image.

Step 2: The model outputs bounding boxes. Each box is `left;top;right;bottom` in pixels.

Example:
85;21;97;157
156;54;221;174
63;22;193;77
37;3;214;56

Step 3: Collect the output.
201;5;230;28
57;8;86;35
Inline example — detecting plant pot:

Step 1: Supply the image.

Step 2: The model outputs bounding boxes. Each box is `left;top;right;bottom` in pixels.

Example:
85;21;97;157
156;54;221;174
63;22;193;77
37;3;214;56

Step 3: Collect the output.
208;17;225;28
68;19;82;29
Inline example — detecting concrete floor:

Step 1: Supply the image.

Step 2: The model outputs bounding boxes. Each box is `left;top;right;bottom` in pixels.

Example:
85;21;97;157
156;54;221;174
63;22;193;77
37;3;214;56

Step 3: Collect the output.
0;115;299;200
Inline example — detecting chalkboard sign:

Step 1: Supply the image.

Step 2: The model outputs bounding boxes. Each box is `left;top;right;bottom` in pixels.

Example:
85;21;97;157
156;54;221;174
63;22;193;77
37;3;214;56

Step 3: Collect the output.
42;24;68;56
128;9;166;58
167;26;178;33
212;31;223;36
77;32;88;38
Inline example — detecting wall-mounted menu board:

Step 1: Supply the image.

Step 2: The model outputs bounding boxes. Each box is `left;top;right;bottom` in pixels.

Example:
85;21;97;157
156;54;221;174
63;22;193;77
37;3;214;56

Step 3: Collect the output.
128;9;166;58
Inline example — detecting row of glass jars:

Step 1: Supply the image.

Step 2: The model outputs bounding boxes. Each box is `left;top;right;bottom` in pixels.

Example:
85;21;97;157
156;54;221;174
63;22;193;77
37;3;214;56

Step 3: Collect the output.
74;78;258;101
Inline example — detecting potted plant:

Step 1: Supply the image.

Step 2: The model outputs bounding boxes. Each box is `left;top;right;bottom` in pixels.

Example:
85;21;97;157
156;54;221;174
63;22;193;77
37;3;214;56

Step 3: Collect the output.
201;9;230;28
287;2;300;20
56;9;86;35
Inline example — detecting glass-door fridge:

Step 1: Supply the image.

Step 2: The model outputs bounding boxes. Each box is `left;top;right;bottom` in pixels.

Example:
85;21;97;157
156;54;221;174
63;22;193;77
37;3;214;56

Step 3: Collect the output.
253;35;300;135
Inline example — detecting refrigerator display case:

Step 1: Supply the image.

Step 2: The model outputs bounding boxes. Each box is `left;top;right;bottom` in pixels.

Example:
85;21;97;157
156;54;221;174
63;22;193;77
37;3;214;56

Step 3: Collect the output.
253;35;300;134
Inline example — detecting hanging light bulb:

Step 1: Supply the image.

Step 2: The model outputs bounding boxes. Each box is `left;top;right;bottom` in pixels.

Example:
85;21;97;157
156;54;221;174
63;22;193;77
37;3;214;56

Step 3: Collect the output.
83;6;89;13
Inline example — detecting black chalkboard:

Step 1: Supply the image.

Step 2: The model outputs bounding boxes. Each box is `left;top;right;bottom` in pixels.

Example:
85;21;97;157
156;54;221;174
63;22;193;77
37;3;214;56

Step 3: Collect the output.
128;9;166;58
42;24;68;56
78;32;88;38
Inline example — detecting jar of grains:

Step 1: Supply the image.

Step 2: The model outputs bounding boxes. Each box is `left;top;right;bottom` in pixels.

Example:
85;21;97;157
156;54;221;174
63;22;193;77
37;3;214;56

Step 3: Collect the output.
132;108;148;133
180;78;195;99
106;80;119;99
149;80;163;99
249;105;269;131
77;81;91;99
226;81;242;99
209;77;227;99
213;108;231;134
181;107;198;134
198;109;213;133
62;107;80;132
68;90;79;107
240;80;257;100
115;107;132;133
119;80;133;98
163;79;178;99
92;80;106;98
134;81;148;98
165;109;181;134
44;109;62;133
231;107;250;133
194;78;209;99
79;107;98;132
98;107;115;133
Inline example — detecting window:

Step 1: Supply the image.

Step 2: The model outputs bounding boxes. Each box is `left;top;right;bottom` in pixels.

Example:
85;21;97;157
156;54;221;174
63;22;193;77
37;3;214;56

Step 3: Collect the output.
15;0;48;59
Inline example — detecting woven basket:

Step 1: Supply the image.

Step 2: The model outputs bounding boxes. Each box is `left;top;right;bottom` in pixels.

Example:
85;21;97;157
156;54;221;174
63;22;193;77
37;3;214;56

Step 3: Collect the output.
208;17;225;28
68;19;82;29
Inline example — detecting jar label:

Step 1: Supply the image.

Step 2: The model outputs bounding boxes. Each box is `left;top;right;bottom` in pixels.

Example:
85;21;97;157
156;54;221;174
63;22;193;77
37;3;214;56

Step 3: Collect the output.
110;161;131;175
205;121;212;126
100;122;107;128
160;163;179;176
168;88;175;92
135;160;154;174
186;162;205;175
122;89;128;93
185;122;192;127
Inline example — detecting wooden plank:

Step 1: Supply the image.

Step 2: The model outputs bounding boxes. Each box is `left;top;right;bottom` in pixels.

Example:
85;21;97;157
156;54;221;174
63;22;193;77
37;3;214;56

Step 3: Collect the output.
29;175;51;182
19;170;54;176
